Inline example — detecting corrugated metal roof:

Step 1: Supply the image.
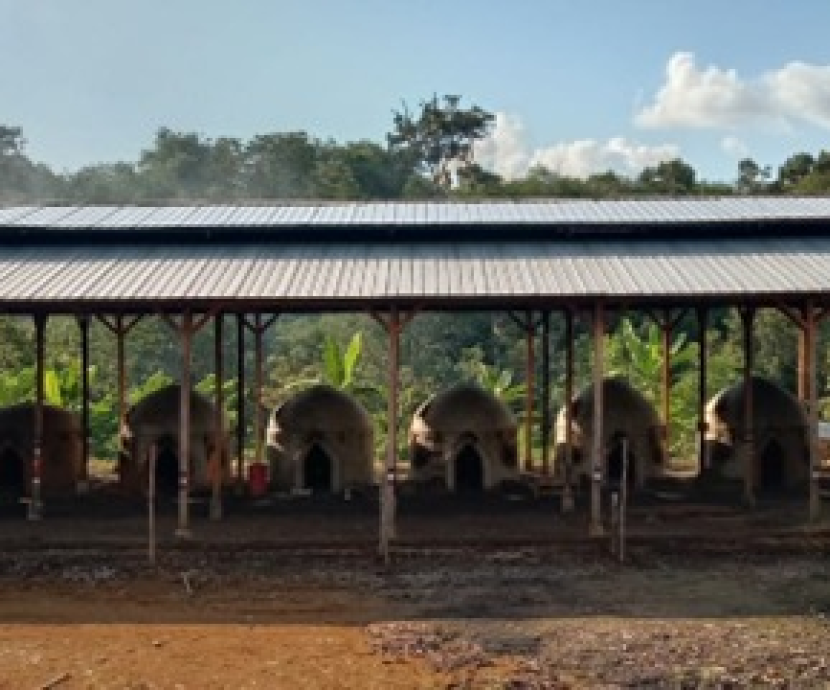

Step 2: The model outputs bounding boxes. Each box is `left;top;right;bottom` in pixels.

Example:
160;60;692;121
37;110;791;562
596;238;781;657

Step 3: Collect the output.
3;197;830;231
0;237;827;307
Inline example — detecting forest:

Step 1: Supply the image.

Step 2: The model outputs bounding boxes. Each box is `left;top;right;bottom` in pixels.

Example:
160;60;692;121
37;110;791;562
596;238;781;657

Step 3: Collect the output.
1;96;829;468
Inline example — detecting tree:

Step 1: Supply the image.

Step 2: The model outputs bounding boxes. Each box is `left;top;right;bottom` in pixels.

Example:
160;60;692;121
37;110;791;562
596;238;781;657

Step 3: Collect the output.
388;94;494;190
637;158;697;195
736;158;770;195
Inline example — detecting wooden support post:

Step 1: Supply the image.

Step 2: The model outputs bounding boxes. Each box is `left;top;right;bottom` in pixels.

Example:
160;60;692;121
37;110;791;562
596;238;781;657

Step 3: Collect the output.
160;309;215;538
697;308;708;473
647;309;687;468
210;313;224;520
77;315;90;494
524;311;536;473
254;314;265;467
740;307;756;508
661;312;672;460
382;310;402;564
148;442;157;565
805;305;821;520
29;314;47;521
562;309;575;513
242;314;279;472
176;312;194;538
541;311;551;476
236;314;245;491
371;307;416;565
97;315;143;487
590;302;605;536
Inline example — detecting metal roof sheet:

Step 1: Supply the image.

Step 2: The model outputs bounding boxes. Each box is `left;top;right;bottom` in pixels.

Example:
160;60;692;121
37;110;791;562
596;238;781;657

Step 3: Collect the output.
3;197;830;231
0;237;826;307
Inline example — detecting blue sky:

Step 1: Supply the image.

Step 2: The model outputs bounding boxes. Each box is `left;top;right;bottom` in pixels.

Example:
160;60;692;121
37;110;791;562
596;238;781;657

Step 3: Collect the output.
3;1;830;182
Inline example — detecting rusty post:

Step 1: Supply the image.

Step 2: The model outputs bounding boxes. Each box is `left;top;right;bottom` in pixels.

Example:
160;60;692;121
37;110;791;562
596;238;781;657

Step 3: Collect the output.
697;307;708;473
740;307;756;508
236;313;245;491
541;311;551;475
176;312;193;538
210;313;224;520
590;302;605;536
77;315;90;494
562;309;575;513
29;314;47;521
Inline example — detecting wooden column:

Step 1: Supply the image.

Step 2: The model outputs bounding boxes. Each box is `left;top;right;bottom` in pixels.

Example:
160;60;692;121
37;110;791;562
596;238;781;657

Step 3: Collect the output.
590;302;605;536
740;307;756;507
97;315;143;486
373;308;415;565
236;313;246;490
77;315;90;494
697;308;708;473
562;309;575;513
805;306;821;520
161;310;214;538
243;314;278;470
524;311;536;472
177;313;193;537
541;311;551;475
210;313;224;520
649;309;687;467
29;314;47;521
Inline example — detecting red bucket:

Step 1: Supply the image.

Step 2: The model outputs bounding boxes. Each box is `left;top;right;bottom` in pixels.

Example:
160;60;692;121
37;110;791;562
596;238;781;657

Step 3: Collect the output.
248;462;268;497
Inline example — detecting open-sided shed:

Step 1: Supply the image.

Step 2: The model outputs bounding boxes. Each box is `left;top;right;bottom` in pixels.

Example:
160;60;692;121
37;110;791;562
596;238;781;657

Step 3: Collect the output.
1;198;830;549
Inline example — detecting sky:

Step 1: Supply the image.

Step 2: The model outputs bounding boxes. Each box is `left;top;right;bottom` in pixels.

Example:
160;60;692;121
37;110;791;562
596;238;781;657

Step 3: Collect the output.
2;1;830;183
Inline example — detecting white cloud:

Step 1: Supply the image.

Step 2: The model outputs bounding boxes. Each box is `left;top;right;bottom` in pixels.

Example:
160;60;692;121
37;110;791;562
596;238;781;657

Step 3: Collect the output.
720;135;749;159
473;112;530;179
636;52;830;131
475;112;679;180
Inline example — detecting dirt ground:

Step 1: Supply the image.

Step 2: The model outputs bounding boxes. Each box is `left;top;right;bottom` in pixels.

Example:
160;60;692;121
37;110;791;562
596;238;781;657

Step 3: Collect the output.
0;550;829;689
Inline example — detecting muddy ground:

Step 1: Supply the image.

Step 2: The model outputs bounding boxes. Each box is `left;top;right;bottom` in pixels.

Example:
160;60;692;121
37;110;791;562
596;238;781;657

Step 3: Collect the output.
0;548;828;689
